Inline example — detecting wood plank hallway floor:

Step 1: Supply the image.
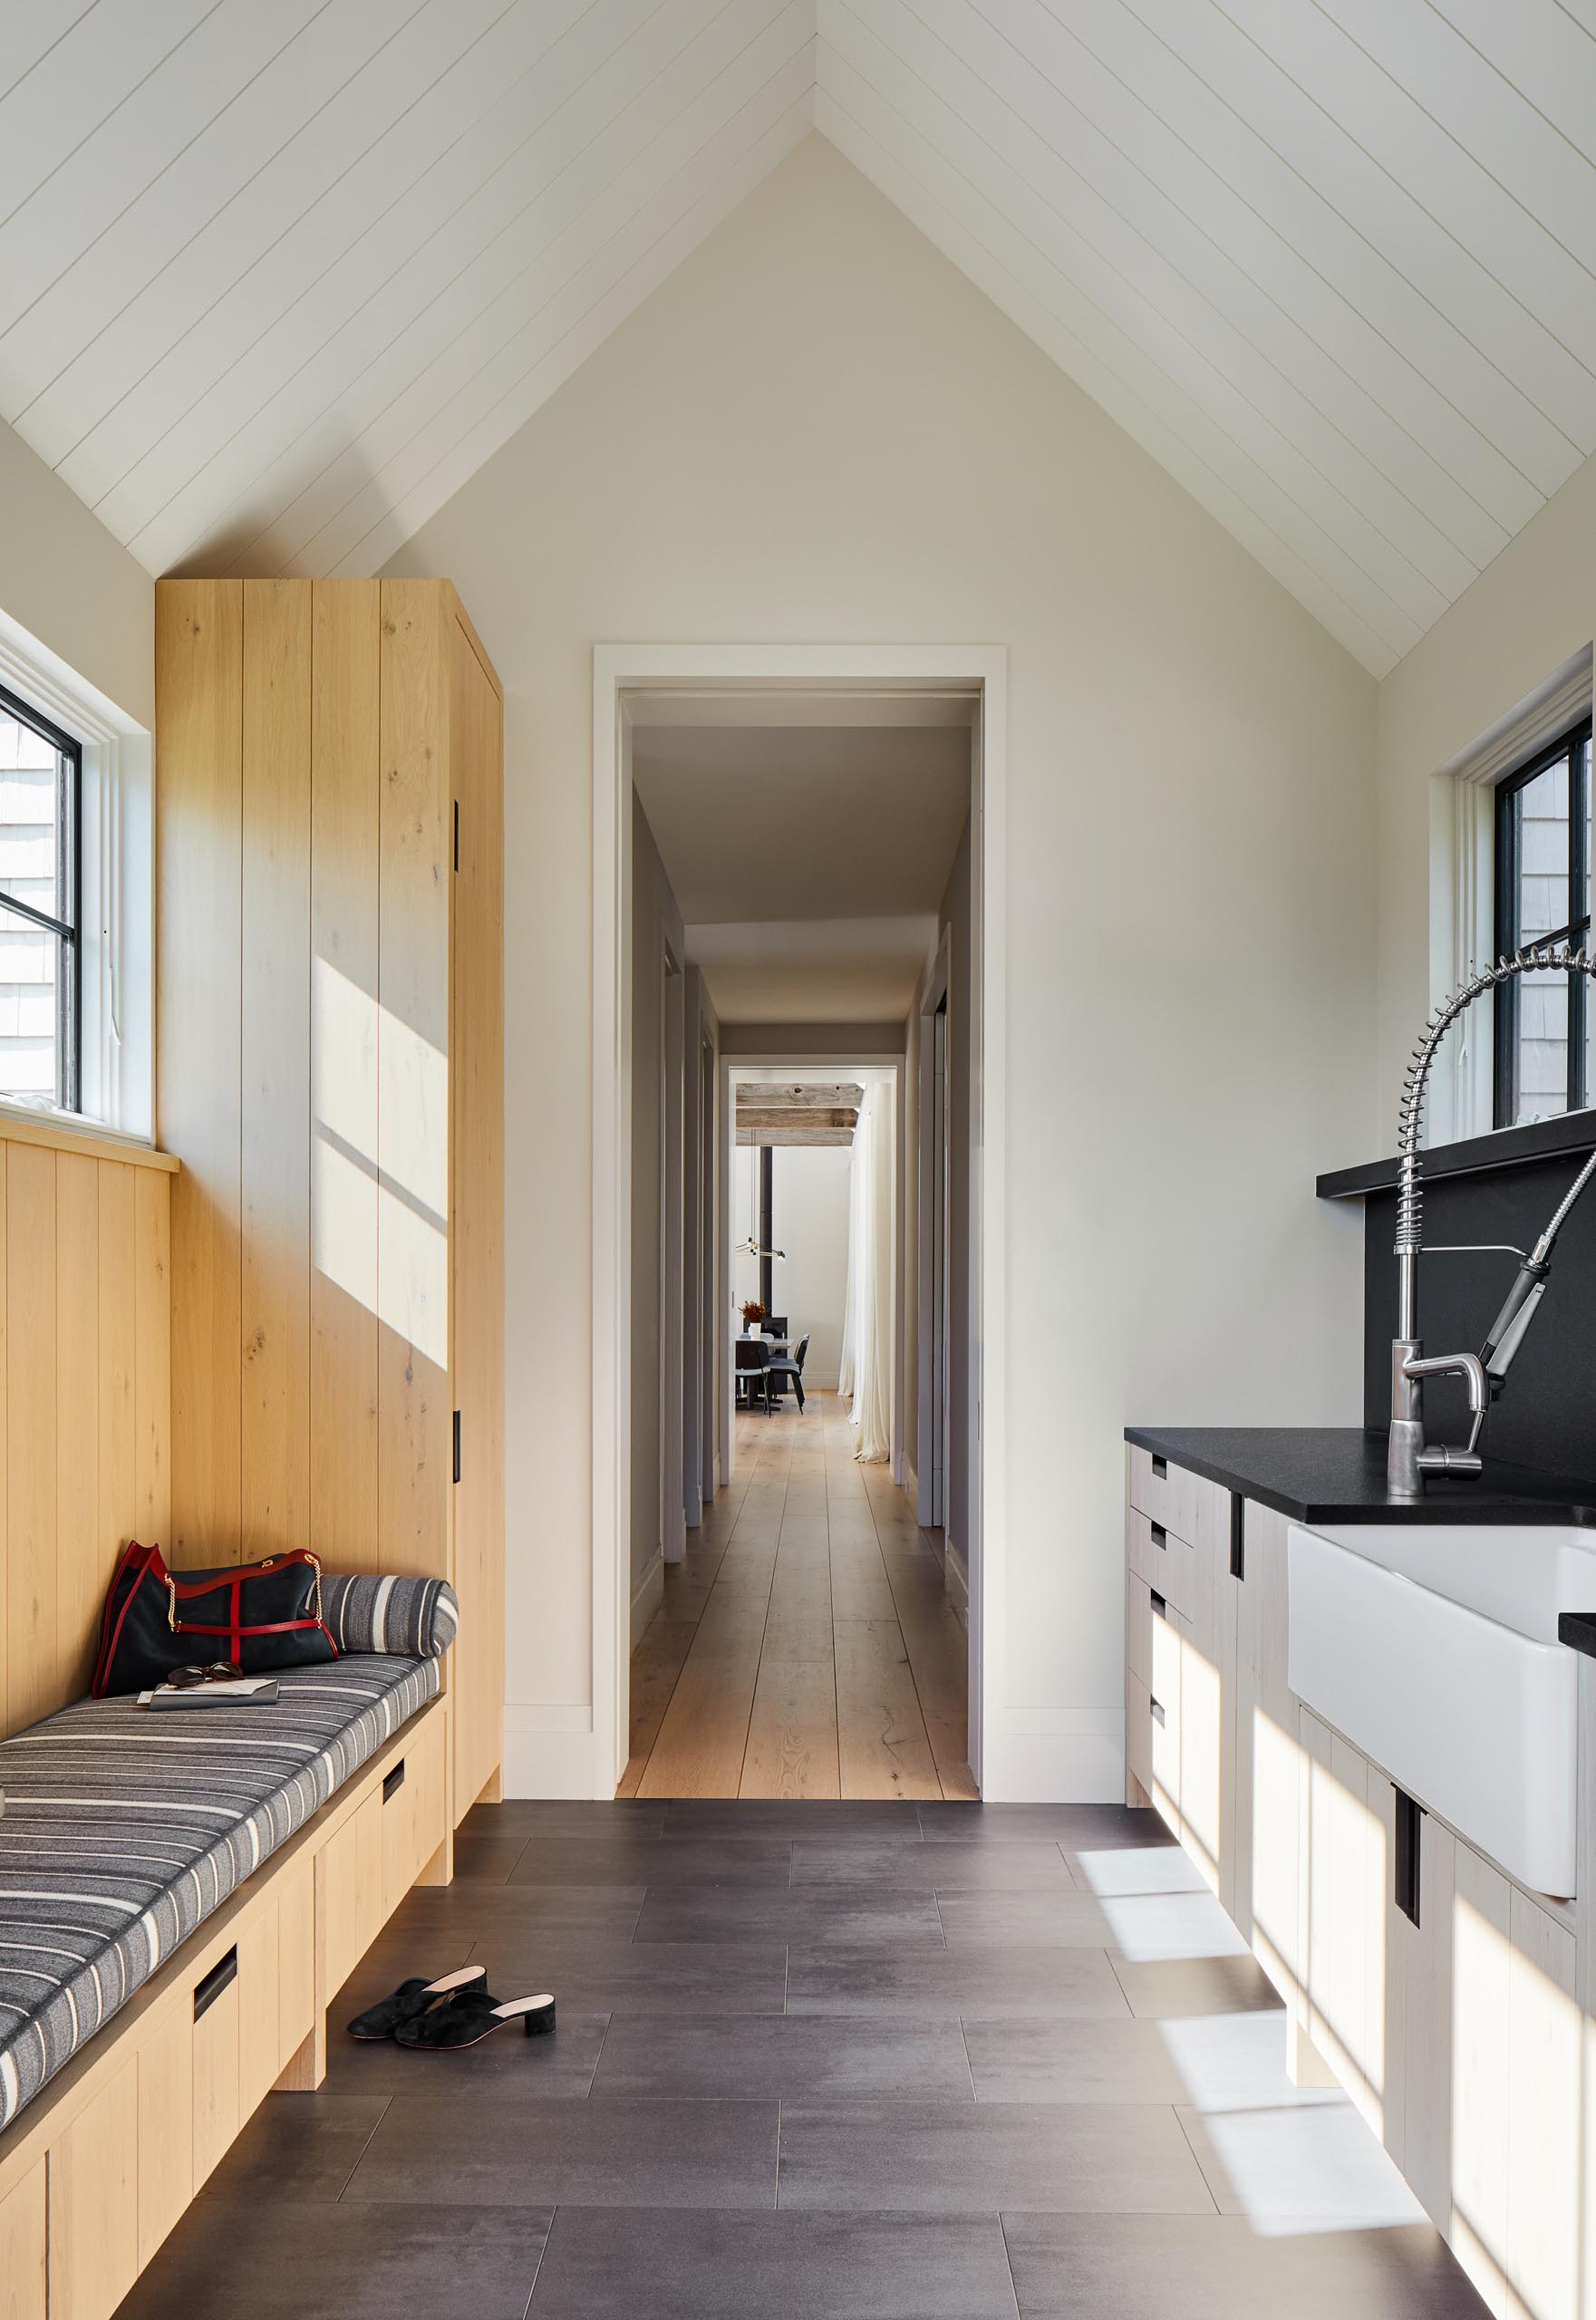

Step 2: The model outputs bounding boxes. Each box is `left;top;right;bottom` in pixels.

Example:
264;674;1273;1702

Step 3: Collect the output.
117;1799;1491;2319
623;1390;977;1802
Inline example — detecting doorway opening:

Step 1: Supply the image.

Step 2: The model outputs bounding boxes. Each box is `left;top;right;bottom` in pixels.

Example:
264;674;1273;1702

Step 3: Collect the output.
592;646;1006;1802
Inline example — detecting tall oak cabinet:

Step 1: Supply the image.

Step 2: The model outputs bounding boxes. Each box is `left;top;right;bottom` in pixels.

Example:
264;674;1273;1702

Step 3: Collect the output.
156;578;504;1826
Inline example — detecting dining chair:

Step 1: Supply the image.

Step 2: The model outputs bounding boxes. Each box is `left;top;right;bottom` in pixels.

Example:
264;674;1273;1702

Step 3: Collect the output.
765;1332;809;1413
734;1338;773;1413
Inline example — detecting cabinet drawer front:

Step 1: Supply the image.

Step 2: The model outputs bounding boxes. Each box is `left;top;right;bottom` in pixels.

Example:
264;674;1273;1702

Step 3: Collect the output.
191;1971;240;2191
1126;1572;1153;1691
278;1857;315;2065
48;2056;139;2320
135;1992;193;2267
1148;1605;1182;1833
382;1708;447;1913
1127;1447;1228;1556
319;1787;385;2003
1125;1669;1152;1797
236;1903;281;2120
0;2157;45;2320
1126;1506;1194;1619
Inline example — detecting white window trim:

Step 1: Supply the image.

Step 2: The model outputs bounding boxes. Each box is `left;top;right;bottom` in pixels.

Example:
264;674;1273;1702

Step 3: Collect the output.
0;622;153;1146
1445;646;1593;1144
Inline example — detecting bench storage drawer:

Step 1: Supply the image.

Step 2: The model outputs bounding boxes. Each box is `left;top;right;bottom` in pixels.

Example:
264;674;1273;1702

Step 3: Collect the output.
49;2057;139;2320
319;1787;385;2004
382;1702;448;1912
0;2156;45;2320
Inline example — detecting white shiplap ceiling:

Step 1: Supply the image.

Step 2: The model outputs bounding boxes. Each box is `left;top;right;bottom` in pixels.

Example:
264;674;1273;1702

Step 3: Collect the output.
5;2;1596;673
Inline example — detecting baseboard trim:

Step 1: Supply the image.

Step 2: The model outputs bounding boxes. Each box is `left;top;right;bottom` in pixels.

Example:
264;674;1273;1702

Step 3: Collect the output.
503;1705;597;1799
631;1552;664;1648
980;1708;1125;1803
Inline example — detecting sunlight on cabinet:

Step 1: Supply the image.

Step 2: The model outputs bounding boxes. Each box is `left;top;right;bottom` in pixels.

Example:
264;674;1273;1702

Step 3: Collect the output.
1249;1705;1305;2011
1452;1866;1512;2312
1504;1892;1578;2320
1302;1711;1388;2136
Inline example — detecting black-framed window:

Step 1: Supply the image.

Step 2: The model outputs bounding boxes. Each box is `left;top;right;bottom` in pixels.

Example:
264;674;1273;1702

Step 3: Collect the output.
1494;716;1593;1128
0;682;81;1113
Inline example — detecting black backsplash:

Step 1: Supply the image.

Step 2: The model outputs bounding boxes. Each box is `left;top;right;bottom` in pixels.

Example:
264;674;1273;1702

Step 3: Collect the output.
1362;1148;1596;1475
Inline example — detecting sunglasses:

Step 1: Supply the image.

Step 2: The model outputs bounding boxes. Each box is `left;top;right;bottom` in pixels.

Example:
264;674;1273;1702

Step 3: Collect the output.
167;1661;246;1690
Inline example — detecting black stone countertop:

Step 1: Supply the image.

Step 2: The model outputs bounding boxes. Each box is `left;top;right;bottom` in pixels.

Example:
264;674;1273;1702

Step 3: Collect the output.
1125;1425;1596;1528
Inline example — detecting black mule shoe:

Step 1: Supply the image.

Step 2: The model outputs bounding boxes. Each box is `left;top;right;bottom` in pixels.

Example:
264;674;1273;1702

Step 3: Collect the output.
393;1991;556;2050
346;1964;488;2040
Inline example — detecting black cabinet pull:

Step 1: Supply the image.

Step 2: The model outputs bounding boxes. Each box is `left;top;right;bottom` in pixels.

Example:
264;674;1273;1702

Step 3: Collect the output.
1150;1697;1166;1727
194;1948;237;2022
383;1761;407;1803
1150;1522;1166;1550
452;1409;461;1484
1230;1494;1245;1582
1151;1454;1167;1480
1150;1590;1166;1619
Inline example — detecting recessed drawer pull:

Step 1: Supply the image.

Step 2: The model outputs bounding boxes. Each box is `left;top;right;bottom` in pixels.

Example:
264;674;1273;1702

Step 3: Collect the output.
193;1947;237;2023
1150;1522;1166;1550
1150;1697;1166;1727
383;1762;406;1803
1151;1454;1167;1480
1150;1590;1166;1619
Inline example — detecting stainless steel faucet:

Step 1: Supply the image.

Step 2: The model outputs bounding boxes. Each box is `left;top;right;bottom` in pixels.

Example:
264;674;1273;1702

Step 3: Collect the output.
1389;945;1596;1495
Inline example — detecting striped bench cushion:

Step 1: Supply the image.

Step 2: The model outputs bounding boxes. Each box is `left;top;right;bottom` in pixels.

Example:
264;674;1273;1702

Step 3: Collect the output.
323;1572;458;1659
0;1651;439;2134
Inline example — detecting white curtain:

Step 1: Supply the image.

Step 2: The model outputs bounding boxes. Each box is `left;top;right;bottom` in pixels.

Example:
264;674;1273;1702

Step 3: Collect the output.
843;1078;895;1463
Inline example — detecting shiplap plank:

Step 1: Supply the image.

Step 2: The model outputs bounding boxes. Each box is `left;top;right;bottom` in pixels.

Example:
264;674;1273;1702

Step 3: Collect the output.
448;611;505;1809
1217;0;1596;378
846;0;1485;597
0;0;215;230
190;0;790;578
309;580;381;1572
48;0;584;514
127;0;742;576
1321;0;1596;275
53;1154;100;1699
375;580;450;1577
816;49;1421;662
930;0;1521;560
296;24;814;579
134;1161;172;1549
1056;0;1575;508
158;580;244;1565
97;1161;137;1571
0;0;324;362
0;0;386;404
333;88;815;579
6;1145;54;1735
240;579;312;1556
825;14;1449;632
1432;0;1596;154
0;5;97;108
1127;0;1596;459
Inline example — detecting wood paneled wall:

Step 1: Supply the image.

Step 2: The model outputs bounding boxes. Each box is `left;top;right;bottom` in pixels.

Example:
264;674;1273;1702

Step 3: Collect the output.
0;1125;172;1739
155;578;504;1813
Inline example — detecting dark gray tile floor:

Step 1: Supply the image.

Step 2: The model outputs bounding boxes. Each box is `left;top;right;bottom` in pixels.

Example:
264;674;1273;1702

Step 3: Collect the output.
116;1798;1492;2319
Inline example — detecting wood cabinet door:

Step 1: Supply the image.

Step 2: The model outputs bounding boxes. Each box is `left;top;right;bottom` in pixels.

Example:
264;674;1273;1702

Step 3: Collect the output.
48;2057;139;2320
1233;1503;1301;2008
0;2157;46;2320
318;1785;384;2003
1148;1597;1182;1837
136;1990;194;2267
1504;1886;1579;2320
1301;1711;1387;2127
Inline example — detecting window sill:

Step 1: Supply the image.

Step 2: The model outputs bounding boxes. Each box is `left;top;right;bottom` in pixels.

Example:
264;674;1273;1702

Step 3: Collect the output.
0;1103;178;1173
1317;1107;1596;1202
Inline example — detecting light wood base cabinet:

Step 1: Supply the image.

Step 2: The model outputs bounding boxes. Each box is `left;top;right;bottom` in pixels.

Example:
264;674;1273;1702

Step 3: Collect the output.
0;1701;448;2320
1127;1449;1593;2320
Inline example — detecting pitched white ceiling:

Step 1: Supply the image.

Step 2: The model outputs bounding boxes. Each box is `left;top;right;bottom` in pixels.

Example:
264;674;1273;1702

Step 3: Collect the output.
5;2;1596;674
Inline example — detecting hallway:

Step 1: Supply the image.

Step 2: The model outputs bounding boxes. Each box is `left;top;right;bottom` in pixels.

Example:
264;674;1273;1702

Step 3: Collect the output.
624;1393;976;1801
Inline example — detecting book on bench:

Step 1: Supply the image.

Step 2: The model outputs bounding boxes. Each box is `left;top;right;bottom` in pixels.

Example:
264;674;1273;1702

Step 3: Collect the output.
138;1677;280;1709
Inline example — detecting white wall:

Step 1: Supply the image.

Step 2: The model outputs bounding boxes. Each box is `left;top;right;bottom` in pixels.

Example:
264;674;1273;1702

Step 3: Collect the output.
385;134;1378;1801
1376;450;1596;1139
0;419;152;727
